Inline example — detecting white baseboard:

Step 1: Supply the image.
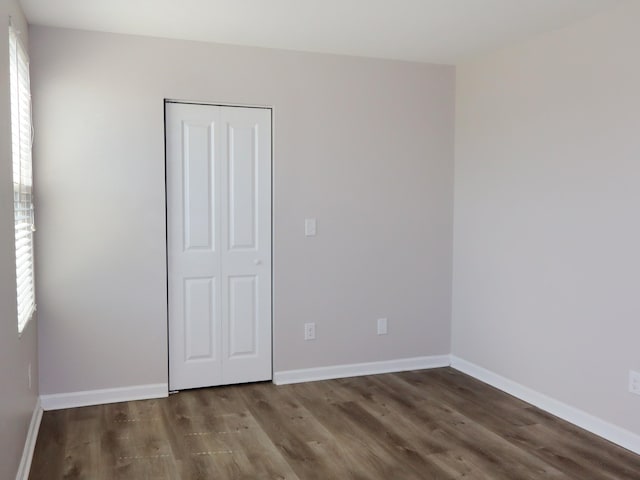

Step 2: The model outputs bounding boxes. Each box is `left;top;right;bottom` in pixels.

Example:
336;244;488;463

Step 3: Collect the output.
450;356;640;455
16;397;43;480
40;383;168;411
273;355;451;385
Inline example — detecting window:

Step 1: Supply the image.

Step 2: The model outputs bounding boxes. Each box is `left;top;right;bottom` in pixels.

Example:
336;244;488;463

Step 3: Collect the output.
9;23;35;334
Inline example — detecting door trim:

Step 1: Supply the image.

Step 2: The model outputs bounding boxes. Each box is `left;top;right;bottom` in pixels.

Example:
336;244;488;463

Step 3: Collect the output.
163;99;274;389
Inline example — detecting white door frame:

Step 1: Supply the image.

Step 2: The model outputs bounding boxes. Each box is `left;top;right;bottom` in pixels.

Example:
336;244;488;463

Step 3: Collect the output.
164;99;274;390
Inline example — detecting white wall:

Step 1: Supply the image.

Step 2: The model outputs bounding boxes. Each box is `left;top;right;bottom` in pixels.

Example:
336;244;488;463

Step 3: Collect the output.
30;27;455;395
0;0;39;478
453;1;640;436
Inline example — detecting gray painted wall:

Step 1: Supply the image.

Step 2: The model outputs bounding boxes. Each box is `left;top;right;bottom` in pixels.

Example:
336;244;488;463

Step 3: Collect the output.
453;1;640;436
30;27;455;395
0;0;39;478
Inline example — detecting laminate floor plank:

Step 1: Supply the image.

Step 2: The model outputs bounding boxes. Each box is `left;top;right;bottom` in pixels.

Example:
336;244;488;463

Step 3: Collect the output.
218;412;299;480
290;381;437;480
28;410;66;480
240;382;355;479
318;377;453;477
395;370;539;429
61;415;101;480
426;450;496;480
336;375;521;479
516;422;640;480
395;369;640;480
29;368;640;479
331;375;452;456
526;407;640;476
395;373;585;479
361;374;570;479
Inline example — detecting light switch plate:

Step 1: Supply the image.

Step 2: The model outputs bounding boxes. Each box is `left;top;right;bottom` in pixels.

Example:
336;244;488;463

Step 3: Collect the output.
630;370;640;395
377;318;388;335
305;218;317;236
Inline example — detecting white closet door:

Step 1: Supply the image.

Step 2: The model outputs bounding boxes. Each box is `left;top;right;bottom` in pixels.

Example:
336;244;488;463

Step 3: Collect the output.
166;102;271;391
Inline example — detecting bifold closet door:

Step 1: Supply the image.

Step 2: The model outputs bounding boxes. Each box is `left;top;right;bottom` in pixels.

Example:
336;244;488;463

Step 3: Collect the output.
166;102;272;391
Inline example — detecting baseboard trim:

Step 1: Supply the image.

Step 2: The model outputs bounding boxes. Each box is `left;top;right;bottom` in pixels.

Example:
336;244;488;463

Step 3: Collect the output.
450;356;640;455
40;383;168;411
15;397;43;480
273;355;451;385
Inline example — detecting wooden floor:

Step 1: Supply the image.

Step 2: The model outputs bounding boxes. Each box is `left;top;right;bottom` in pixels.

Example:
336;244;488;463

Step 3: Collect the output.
29;368;640;479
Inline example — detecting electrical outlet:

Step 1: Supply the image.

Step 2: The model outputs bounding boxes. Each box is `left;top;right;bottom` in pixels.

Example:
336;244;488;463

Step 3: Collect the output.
377;318;388;335
304;322;316;341
629;370;640;396
28;363;32;390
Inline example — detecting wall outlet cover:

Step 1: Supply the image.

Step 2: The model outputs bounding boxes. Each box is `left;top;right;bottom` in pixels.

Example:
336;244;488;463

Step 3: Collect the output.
377;318;388;335
304;322;316;340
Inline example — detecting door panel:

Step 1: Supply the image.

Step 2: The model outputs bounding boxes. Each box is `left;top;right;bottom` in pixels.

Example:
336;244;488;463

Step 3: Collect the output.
183;277;216;360
228;275;257;357
220;107;272;384
228;124;257;250
167;102;271;391
183;122;215;251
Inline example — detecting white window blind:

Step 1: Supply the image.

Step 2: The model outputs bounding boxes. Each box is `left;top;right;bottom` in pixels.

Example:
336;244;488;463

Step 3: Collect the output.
9;23;36;334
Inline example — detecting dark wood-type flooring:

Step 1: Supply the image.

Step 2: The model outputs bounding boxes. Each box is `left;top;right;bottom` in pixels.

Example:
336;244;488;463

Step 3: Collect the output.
29;368;640;479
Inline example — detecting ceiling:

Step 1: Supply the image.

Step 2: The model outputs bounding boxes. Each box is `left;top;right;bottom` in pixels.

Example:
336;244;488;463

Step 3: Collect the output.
19;0;624;64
